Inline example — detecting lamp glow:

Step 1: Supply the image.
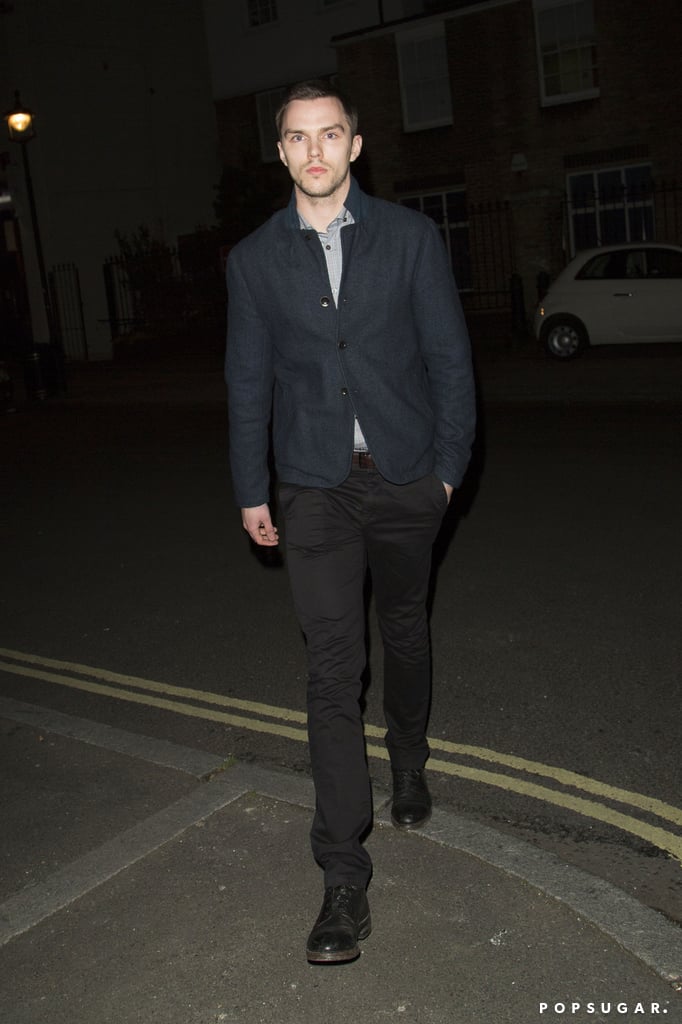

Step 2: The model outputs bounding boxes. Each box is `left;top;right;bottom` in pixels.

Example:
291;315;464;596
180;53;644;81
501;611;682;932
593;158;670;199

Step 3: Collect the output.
7;109;32;135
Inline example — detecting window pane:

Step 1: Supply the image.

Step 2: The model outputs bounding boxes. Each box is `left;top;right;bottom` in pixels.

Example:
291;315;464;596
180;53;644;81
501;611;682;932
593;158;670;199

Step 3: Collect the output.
646;249;682;278
449;226;471;289
600;207;627;245
569;173;595;205
628;204;654;242
625;250;646;277
553;4;575;44
572;211;598;250
544;72;562;97
597;169;623;203
422;194;445;224
248;0;277;27
625;165;653;199
574;0;595;37
558;47;587;93
577;251;626;278
398;26;452;129
537;9;555;44
537;0;597;99
446;191;467;223
577;253;608;278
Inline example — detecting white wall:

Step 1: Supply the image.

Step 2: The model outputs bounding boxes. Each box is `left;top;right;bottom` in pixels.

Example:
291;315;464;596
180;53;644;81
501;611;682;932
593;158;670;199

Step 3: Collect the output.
2;0;219;358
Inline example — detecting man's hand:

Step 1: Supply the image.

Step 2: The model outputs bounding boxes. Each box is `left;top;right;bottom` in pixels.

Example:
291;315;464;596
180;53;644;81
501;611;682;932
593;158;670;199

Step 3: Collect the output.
443;482;454;504
241;504;279;546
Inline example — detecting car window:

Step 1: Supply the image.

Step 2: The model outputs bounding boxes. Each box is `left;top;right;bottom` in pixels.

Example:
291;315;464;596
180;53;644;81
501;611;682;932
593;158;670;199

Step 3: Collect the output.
645;248;682;278
625;251;646;278
576;251;627;279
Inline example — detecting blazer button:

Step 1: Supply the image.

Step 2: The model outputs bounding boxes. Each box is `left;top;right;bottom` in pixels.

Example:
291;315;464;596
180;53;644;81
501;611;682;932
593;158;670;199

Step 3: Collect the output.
320;296;331;308
341;387;348;396
338;340;347;349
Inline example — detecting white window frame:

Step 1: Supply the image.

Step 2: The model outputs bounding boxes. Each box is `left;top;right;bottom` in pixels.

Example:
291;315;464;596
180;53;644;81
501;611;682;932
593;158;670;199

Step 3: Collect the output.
566;164;655;254
396;21;453;133
247;0;278;29
534;0;599;107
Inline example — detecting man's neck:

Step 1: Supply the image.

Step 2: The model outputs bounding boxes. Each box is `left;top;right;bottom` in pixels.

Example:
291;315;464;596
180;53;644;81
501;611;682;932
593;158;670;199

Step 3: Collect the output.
295;180;351;233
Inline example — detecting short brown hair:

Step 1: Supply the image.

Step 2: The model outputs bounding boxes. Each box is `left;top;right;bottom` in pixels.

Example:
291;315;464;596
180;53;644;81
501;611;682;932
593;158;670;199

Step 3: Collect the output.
275;79;359;139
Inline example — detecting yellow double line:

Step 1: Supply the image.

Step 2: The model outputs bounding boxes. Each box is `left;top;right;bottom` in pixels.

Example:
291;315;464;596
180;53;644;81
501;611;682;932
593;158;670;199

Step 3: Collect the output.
1;645;681;863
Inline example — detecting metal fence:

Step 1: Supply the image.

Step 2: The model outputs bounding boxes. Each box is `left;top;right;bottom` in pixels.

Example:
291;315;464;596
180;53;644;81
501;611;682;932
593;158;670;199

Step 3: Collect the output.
460;199;516;314
41;179;682;359
49;262;88;360
103;245;225;339
95;200;522;347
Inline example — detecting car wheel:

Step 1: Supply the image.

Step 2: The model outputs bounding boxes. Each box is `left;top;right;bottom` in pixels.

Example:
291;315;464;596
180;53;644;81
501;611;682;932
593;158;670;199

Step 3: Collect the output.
541;316;589;359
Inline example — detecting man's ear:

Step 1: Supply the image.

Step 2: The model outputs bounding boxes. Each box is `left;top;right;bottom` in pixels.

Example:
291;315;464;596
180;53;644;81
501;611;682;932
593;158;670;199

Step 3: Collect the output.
277;140;288;168
350;134;363;163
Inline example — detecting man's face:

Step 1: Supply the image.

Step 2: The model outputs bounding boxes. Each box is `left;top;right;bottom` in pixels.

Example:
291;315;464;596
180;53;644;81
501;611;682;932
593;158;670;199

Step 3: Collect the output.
277;97;362;202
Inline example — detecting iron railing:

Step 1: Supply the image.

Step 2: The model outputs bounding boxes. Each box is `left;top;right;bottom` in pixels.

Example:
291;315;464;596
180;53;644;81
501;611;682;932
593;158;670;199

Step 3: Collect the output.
49;262;88;360
103;245;225;339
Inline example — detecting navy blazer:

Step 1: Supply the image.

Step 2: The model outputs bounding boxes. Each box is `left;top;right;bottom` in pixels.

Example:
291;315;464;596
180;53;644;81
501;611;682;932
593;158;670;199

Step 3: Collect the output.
225;177;476;508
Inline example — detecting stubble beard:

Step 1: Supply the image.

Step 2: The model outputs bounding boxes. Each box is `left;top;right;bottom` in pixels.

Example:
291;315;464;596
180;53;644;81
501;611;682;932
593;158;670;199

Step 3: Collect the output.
293;166;350;203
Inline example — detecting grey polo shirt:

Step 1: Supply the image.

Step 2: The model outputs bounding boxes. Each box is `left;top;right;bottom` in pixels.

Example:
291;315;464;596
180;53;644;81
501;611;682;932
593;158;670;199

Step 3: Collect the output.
298;206;368;452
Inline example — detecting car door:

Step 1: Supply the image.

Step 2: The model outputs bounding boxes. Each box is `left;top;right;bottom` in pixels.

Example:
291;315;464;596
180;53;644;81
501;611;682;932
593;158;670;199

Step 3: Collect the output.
612;247;682;342
573;249;628;344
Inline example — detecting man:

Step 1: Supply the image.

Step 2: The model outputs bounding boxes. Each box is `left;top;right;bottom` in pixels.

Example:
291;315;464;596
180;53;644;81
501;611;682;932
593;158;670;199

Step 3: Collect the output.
226;80;475;963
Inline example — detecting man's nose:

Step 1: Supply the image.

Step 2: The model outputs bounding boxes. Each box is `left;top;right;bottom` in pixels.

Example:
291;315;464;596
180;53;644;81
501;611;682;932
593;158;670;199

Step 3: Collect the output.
308;137;321;158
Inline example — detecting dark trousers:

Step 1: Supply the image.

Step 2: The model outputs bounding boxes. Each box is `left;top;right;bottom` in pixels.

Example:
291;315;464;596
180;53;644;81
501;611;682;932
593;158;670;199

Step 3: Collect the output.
278;468;448;887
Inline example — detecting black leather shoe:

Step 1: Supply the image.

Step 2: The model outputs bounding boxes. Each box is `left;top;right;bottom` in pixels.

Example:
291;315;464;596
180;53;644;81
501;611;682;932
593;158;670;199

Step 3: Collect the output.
391;768;432;829
306;885;371;963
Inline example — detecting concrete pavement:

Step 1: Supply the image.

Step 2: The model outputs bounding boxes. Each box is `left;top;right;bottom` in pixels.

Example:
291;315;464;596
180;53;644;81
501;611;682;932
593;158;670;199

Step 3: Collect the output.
1;695;680;1024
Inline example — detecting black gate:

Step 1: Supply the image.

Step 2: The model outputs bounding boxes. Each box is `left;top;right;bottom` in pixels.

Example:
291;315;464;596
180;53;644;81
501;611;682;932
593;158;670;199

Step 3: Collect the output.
459;199;521;340
49;262;88;360
462;199;515;314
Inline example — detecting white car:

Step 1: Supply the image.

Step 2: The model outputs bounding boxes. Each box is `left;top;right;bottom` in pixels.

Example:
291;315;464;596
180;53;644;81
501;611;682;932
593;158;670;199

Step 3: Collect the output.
534;243;682;358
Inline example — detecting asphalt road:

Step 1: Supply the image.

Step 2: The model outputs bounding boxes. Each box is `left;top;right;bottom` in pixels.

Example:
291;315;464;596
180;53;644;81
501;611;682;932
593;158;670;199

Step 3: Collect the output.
1;350;681;926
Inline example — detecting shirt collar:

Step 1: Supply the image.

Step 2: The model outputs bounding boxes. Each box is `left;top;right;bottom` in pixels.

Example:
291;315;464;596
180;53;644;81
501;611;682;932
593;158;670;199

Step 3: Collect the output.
297;206;353;234
286;175;365;229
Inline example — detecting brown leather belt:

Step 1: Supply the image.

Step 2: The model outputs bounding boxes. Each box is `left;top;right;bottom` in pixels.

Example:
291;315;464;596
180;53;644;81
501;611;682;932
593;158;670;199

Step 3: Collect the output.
351;451;376;470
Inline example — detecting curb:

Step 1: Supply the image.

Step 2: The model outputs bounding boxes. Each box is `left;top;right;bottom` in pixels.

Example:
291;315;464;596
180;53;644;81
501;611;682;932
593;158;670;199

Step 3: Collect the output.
1;696;681;988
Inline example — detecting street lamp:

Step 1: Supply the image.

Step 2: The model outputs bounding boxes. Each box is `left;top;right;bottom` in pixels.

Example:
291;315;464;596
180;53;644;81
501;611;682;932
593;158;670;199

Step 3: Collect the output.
4;90;64;397
6;100;34;140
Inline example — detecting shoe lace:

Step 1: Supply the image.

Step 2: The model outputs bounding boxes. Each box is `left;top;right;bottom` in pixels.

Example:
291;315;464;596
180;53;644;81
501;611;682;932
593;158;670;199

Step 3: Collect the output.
393;768;422;794
329;885;359;913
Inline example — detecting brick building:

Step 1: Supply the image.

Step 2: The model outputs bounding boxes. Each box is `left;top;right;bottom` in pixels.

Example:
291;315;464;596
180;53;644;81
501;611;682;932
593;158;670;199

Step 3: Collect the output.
330;0;682;333
214;0;682;338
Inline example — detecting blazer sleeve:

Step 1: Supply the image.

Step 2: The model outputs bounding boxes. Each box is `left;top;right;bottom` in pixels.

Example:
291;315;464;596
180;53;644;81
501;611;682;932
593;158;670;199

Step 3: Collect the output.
225;250;274;508
411;218;476;488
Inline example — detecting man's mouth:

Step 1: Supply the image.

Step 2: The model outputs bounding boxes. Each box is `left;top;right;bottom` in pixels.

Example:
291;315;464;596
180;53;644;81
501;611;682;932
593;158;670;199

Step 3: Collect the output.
307;165;327;176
